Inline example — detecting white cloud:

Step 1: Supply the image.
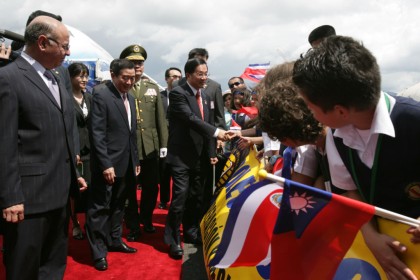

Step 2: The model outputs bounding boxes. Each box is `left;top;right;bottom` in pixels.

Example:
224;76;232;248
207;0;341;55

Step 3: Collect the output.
1;0;420;92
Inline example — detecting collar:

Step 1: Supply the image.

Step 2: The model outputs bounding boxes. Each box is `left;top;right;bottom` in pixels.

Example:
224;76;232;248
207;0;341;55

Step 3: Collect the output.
186;81;200;96
334;92;396;148
21;51;47;76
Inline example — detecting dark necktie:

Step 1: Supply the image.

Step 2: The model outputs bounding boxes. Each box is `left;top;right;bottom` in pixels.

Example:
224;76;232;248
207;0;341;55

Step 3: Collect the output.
43;70;61;107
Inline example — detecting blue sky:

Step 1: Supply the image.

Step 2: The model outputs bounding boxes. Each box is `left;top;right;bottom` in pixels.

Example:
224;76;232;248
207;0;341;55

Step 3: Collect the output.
1;0;420;92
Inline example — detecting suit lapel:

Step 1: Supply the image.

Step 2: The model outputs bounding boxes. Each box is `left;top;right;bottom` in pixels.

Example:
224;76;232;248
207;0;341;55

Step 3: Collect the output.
109;83;131;130
73;97;84;117
16;57;61;110
185;85;199;118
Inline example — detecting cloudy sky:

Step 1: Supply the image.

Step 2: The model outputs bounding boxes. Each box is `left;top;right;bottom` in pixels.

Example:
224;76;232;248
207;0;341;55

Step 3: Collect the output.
1;0;420;92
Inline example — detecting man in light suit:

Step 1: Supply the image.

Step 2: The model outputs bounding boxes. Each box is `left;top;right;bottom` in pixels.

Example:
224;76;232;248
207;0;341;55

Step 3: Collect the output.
158;67;182;210
119;44;168;239
0;16;86;279
85;59;140;271
164;58;233;259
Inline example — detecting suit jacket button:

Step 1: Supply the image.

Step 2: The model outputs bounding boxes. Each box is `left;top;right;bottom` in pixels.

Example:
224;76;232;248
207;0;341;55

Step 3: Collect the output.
66;158;70;163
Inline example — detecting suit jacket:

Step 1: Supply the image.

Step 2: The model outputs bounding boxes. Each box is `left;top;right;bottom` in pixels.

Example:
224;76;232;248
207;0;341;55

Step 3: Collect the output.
166;83;217;169
130;79;168;160
89;81;138;177
73;92;92;160
52;66;81;155
0;56;78;214
160;89;169;117
176;77;226;130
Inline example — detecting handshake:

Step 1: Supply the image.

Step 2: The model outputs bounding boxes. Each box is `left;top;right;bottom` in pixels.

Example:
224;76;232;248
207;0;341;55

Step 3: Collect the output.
217;129;240;141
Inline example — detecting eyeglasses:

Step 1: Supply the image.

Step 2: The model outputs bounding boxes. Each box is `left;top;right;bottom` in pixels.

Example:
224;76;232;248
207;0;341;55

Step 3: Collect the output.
47;37;70;51
169;75;181;79
228;81;242;89
194;72;208;78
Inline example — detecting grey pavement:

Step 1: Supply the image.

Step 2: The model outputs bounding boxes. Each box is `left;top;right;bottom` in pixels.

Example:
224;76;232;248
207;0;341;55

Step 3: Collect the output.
182;243;208;280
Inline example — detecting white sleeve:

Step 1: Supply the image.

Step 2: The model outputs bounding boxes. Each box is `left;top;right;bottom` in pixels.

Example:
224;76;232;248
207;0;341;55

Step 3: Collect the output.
293;145;318;179
325;130;357;190
262;132;281;157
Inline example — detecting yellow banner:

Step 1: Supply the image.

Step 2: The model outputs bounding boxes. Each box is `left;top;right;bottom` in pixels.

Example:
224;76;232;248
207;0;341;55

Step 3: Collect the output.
336;217;420;279
201;148;269;280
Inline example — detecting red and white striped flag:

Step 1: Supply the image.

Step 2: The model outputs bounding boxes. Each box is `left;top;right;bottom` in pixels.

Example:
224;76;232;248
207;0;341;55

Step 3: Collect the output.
240;63;270;83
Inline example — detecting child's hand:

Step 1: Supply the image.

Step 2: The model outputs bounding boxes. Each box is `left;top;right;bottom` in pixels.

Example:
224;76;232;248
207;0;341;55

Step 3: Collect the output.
364;230;417;280
406;221;420;243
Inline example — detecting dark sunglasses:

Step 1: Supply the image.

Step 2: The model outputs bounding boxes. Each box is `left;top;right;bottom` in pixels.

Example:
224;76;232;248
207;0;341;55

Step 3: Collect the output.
228;81;242;89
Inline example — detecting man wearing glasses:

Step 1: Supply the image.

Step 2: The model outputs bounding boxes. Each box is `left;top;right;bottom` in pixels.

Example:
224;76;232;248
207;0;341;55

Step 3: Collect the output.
164;58;233;259
0;15;87;279
227;76;247;92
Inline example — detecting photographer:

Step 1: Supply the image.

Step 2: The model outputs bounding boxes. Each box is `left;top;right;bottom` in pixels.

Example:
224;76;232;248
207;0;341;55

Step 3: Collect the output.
0;29;24;67
0;42;12;67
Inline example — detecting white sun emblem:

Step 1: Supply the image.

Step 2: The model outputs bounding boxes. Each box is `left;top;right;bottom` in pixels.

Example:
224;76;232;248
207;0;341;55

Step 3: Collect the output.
289;192;316;215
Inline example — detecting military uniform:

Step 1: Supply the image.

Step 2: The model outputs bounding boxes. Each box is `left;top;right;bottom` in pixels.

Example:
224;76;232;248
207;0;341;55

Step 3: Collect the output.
120;45;168;236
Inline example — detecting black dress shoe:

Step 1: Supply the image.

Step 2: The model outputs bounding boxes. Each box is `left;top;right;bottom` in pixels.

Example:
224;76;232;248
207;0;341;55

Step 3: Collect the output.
108;242;137;253
127;229;141;242
143;223;156;233
94;257;108;271
169;244;183;259
158;202;167;209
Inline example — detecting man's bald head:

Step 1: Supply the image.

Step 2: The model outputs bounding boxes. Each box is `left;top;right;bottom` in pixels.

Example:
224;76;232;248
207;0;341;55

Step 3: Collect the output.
24;16;63;46
24;15;70;69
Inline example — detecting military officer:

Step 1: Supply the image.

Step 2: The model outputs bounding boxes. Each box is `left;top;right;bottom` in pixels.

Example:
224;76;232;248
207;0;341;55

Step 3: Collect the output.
120;44;168;241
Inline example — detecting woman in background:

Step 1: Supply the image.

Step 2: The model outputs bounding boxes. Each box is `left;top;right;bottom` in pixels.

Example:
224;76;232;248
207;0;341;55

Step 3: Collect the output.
68;62;91;240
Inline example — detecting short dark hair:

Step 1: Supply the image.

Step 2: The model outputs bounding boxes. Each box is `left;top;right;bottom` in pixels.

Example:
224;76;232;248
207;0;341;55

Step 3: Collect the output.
293;35;381;112
184;58;207;75
26;10;62;26
110;59;135;76
228;76;245;84
188;48;209;60
308;25;336;44
164;67;182;78
68;62;89;78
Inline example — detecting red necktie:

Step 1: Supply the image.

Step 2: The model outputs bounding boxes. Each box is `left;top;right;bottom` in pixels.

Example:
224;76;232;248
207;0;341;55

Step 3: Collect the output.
196;89;204;120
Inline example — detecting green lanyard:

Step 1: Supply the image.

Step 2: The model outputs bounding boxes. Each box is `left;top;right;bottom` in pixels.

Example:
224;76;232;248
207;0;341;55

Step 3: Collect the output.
348;94;391;204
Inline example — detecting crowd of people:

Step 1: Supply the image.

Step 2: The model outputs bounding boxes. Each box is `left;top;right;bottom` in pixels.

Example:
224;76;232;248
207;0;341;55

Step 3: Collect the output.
1;9;420;280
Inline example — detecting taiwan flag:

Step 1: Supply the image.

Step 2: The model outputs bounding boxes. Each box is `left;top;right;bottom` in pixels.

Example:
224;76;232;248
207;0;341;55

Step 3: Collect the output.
270;179;375;280
240;63;270;83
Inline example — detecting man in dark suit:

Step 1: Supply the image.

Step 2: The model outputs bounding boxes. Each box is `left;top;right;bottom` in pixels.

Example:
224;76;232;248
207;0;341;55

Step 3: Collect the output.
0;16;86;279
85;59;140;271
158;67;182;210
175;48;226;130
183;48;227;217
164;58;233;259
119;44;168;239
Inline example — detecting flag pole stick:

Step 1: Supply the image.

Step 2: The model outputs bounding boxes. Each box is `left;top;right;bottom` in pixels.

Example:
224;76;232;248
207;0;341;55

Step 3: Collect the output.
259;169;420;227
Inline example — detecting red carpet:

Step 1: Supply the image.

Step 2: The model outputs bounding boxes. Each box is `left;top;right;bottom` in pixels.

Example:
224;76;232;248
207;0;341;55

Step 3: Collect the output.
0;192;182;280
